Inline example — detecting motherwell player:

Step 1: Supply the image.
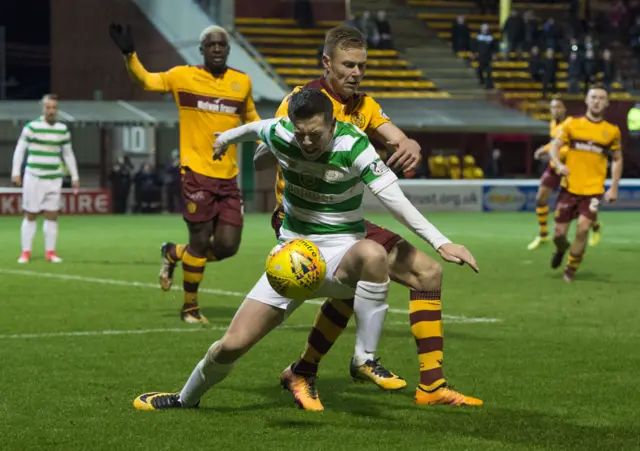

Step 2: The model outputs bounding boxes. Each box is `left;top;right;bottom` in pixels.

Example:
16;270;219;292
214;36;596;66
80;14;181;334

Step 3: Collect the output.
528;98;601;250
109;24;260;323
549;86;622;282
260;26;482;409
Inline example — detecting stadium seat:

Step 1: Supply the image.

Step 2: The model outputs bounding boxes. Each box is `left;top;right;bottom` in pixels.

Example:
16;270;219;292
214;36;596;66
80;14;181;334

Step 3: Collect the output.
236;17;448;97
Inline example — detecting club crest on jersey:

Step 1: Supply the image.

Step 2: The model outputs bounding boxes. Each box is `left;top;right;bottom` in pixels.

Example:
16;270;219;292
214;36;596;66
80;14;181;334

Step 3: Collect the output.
370;159;389;176
351;112;366;129
300;171;317;188
324;169;343;181
187;202;197;214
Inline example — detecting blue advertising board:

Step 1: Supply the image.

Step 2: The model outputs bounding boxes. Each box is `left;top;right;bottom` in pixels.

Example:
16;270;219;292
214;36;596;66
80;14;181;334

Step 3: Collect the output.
483;183;640;212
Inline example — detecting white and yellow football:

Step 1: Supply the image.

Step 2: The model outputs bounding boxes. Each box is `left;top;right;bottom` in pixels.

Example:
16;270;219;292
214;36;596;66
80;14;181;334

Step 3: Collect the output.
265;239;327;301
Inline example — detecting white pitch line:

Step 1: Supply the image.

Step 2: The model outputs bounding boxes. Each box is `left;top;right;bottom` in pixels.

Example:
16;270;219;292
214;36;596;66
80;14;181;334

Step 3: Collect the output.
0;268;501;323
0;324;312;340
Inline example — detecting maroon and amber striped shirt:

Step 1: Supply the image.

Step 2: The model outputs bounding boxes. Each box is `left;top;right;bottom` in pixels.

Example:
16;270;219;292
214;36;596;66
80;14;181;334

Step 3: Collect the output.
127;53;260;179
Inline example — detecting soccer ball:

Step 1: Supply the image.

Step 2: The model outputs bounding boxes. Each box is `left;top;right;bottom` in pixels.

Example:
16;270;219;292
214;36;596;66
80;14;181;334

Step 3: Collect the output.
266;239;327;301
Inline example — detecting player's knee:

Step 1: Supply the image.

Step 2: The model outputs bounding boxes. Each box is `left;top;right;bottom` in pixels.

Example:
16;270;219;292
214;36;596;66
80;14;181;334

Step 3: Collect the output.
359;240;389;271
576;224;590;239
215;333;250;364
210;241;240;261
412;258;443;292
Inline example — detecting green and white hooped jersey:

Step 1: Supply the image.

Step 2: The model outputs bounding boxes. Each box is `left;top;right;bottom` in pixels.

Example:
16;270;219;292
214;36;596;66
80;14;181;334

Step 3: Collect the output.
259;117;398;238
20;117;71;179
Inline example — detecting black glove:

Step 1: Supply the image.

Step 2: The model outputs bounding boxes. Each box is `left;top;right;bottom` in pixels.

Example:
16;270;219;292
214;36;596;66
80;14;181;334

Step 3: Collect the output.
109;23;135;55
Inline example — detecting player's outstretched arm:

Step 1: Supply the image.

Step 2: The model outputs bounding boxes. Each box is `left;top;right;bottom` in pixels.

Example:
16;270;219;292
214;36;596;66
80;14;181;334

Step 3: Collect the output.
213;119;277;160
375;182;479;272
373;122;421;172
109;23;169;92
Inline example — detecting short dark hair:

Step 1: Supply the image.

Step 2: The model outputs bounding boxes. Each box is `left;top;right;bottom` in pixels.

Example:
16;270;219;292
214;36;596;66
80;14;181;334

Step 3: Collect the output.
287;88;333;124
41;93;58;102
323;25;366;57
588;83;609;94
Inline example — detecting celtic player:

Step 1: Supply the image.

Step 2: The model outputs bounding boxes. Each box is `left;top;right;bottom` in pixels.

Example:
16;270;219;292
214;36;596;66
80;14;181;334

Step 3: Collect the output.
132;88;479;411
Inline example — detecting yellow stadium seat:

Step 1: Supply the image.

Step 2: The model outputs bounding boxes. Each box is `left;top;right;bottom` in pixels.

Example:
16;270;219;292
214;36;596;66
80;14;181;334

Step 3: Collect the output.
267;57;409;67
237;27;326;36
276;68;424;78
248;37;323;45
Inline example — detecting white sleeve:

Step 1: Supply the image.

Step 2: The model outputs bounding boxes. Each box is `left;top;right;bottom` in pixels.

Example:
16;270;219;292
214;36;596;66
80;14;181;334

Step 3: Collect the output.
11;127;30;177
253;142;277;171
374;182;451;250
61;142;80;182
216;118;279;147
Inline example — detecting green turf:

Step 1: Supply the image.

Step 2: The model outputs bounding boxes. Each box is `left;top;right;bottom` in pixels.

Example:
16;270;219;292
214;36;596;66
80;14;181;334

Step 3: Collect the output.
1;212;639;451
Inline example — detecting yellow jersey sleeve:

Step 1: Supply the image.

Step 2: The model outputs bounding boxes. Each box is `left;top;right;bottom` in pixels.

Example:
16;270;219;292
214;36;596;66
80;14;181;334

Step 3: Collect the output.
555;117;573;145
242;80;261;124
363;96;391;132
610;125;622;152
125;53;180;92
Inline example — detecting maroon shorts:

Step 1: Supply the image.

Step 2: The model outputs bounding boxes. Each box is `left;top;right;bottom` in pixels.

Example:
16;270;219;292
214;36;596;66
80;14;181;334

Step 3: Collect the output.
270;206;403;253
540;165;561;190
554;189;600;223
181;169;243;227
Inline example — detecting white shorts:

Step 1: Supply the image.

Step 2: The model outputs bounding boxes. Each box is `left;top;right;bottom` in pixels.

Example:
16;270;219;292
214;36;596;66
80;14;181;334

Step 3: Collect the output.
246;235;360;316
22;172;63;213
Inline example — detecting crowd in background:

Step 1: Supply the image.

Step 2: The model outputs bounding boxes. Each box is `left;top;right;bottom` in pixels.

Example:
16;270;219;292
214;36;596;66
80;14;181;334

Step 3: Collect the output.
109;151;182;214
453;7;619;93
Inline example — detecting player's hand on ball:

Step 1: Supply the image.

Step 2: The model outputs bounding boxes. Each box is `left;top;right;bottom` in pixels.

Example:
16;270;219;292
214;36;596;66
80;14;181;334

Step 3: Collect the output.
386;138;421;172
11;175;22;187
213;132;229;161
437;243;479;273
109;23;135;55
604;186;618;203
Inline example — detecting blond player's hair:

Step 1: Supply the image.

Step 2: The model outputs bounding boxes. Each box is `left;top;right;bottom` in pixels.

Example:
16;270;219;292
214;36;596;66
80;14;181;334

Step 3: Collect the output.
41;93;58;103
199;25;229;43
323;25;366;57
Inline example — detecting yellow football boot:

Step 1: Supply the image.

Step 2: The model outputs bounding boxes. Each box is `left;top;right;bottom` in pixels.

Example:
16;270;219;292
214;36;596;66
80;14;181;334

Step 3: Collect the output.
589;222;602;247
527;235;551;250
133;392;192;411
414;385;483;406
350;358;407;390
280;365;324;411
181;304;209;324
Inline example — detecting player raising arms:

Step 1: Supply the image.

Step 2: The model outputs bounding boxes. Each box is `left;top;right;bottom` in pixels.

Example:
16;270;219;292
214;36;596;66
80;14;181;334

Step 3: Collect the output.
109;23;260;323
258;26;482;408
12;94;80;264
549;85;622;282
528;98;601;250
132;88;479;412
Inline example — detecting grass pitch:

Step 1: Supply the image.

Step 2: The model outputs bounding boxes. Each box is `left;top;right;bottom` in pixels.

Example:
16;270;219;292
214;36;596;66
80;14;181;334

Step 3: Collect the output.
1;212;639;451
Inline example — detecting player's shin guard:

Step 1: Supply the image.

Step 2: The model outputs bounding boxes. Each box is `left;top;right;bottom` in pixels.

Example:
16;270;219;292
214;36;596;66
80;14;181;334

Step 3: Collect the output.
410;290;446;392
536;205;550;237
293;298;354;375
43;220;58;252
178;341;234;407
352;279;390;365
21;218;36;252
353;297;389;365
564;252;584;280
182;249;206;306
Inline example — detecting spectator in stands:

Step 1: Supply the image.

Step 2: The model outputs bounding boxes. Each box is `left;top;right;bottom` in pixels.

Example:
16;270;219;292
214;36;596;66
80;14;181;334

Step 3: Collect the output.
503;10;525;59
375;10;393;50
582;48;598;92
134;163;162;214
294;0;315;28
110;157;132;214
583;34;597;52
358;10;380;48
529;46;544;82
484;148;503;178
567;51;582;94
629;16;640;59
165;149;182;214
542;48;557;97
568;37;580;54
610;0;627;29
452;16;471;55
476;0;497;14
474;23;496;88
543;17;562;51
601;48;616;92
523;10;541;51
